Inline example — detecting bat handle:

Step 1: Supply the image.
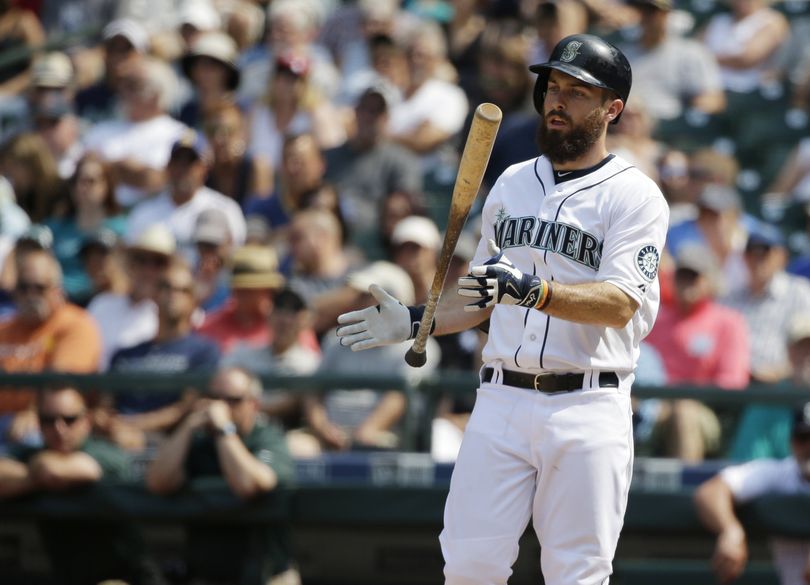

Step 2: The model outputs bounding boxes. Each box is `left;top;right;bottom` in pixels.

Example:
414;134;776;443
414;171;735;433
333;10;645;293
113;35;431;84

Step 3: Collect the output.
404;291;440;368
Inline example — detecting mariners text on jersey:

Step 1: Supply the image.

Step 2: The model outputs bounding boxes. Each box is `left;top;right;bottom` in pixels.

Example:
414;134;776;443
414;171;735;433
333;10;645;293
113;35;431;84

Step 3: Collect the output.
494;214;603;271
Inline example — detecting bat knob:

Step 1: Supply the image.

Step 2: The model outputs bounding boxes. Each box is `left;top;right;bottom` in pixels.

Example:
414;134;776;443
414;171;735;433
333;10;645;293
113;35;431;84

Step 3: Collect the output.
404;347;427;368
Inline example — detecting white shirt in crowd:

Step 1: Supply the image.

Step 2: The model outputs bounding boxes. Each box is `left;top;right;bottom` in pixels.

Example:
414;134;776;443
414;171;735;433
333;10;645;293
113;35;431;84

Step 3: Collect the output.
87;293;158;370
125;186;246;260
721;457;810;585
83;114;188;207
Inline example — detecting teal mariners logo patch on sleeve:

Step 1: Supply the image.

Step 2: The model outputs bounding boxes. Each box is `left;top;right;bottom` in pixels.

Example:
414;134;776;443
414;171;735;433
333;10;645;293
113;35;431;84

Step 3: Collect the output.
636;245;660;281
560;41;583;63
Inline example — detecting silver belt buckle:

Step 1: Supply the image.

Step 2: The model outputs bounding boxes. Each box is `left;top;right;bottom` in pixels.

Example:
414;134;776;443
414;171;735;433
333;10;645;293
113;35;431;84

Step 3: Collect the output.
532;373;552;391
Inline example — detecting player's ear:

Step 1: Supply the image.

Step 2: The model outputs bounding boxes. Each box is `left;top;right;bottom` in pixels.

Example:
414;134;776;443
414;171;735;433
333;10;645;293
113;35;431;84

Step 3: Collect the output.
605;98;624;124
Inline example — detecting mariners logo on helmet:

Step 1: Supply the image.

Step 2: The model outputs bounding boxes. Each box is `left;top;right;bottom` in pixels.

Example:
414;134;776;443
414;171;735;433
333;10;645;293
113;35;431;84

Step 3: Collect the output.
560;41;583;63
636;245;660;281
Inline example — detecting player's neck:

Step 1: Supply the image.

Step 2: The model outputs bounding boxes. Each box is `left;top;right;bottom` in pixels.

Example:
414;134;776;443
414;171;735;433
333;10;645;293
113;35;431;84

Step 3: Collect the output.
552;143;610;172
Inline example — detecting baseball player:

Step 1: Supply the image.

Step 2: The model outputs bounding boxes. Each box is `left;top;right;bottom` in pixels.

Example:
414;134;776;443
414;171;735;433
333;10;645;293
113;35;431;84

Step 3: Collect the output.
694;402;810;585
337;34;669;585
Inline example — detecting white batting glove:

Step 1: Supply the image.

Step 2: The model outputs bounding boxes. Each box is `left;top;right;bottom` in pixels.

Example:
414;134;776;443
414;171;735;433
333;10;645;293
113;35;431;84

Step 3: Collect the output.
336;284;420;351
458;239;547;312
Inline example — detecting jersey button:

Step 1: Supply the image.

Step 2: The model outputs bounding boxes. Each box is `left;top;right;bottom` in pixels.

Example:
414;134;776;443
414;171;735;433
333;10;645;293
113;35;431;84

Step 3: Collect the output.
530;334;537;341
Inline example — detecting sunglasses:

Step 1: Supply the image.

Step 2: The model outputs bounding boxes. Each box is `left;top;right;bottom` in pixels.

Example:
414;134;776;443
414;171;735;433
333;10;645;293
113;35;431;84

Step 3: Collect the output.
131;253;169;268
158;281;194;294
211;395;249;406
15;281;53;294
39;413;84;427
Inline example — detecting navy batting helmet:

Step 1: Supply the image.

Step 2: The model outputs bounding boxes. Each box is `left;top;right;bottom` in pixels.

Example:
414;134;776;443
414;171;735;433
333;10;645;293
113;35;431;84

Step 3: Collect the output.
530;34;632;124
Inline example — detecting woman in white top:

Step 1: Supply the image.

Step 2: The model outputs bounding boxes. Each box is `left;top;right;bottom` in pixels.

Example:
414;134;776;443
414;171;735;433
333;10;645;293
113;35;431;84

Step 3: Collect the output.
702;0;788;93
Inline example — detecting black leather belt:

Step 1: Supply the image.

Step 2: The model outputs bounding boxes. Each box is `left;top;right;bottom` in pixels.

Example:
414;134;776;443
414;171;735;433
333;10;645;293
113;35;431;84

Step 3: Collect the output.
482;367;619;394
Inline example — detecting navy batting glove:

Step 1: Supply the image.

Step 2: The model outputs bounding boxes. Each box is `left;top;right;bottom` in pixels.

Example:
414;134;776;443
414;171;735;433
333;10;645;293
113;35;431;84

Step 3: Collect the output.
458;239;547;311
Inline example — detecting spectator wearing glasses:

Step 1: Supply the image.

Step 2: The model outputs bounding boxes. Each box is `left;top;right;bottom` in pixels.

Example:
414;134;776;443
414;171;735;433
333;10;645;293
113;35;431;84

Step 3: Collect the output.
694;401;810;585
146;366;298;585
0;249;101;448
0;386;162;585
106;255;219;445
722;223;810;383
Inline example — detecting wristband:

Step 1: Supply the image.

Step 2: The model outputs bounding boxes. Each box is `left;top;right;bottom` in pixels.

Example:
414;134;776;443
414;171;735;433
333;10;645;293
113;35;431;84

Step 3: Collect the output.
535;280;553;311
407;305;437;340
214;422;238;437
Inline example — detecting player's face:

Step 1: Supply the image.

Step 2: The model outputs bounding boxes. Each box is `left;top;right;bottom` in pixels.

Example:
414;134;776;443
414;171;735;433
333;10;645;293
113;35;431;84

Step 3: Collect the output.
538;70;616;164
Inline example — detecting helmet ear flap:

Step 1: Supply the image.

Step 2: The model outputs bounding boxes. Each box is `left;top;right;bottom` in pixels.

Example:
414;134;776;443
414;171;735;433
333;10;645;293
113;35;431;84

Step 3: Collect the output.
532;73;547;115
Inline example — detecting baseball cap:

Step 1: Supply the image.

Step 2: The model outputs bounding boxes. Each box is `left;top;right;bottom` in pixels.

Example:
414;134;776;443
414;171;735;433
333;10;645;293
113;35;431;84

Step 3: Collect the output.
793;402;810;436
788;314;810;345
358;80;401;111
181;31;240;90
171;130;212;163
31;52;73;88
16;224;54;250
80;227;119;256
193;209;231;245
674;244;718;275
230;246;285;289
347;261;415;306
746;221;785;249
103;19;150;53
177;0;222;31
129;224;176;256
697;184;742;213
391;216;442;250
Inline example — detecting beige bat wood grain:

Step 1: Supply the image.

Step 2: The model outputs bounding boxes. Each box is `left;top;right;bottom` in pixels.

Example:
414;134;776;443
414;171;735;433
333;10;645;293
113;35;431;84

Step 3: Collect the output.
405;103;502;367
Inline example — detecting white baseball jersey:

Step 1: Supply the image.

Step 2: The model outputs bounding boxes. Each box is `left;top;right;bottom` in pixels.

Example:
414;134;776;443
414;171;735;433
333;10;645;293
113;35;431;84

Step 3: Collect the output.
721;458;810;585
473;153;669;375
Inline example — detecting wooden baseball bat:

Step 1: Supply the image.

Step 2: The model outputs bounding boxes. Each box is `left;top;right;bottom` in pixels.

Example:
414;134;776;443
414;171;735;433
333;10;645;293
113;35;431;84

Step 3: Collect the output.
405;103;502;367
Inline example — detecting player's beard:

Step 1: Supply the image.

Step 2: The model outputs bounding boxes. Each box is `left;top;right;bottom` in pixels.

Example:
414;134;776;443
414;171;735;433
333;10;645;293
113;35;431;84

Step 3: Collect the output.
536;107;606;164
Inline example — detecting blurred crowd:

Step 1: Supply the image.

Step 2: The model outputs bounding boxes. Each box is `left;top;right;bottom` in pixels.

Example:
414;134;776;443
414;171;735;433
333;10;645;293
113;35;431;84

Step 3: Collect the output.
1;0;810;582
1;0;810;462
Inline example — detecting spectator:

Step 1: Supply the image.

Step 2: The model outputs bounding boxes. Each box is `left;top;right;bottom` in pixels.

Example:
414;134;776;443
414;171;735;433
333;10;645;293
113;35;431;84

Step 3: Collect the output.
108;256;219;441
694;401;810;585
203;100;273;207
175;0;222;54
78;227;127;304
0;387;162;585
0;249;101;446
390;215;441;305
529;0;588;66
378;189;429;257
146;366;298;585
179;31;242;129
763;137;810;208
0;132;63;223
730;314;810;462
723;223;810;383
0;224;53;312
75;18;150;124
193;208;233;314
645;245;750;461
386;21;469;167
0;175;30;272
303;261;439;453
83;57;187;208
0;1;45;97
288;209;361;330
619;0;725;121
224;286;320;435
606;97;663;180
125;130;246;259
702;0;789;94
45;152;126;306
244;132;326;231
247;52;346;174
199;245;318;355
323;83;423;250
445;0;487;98
32;92;83;180
87;224;174;370
667;183;751;295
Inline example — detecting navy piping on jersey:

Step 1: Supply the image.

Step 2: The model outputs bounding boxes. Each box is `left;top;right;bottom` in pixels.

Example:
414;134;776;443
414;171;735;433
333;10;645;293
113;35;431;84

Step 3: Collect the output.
537;159;636;369
513;261;538;368
533;158;547;198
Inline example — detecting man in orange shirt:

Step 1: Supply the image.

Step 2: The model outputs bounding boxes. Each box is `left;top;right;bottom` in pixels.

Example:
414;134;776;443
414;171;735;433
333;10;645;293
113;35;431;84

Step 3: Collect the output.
0;249;101;445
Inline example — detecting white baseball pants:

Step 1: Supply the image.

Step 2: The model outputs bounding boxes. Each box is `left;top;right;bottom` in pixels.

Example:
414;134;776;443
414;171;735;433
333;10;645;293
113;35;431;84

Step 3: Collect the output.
440;375;634;585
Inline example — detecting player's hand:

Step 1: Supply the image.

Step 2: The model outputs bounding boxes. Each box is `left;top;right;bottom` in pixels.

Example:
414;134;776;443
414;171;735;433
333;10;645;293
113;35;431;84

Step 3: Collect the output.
336;284;412;351
712;526;748;584
458;239;547;311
